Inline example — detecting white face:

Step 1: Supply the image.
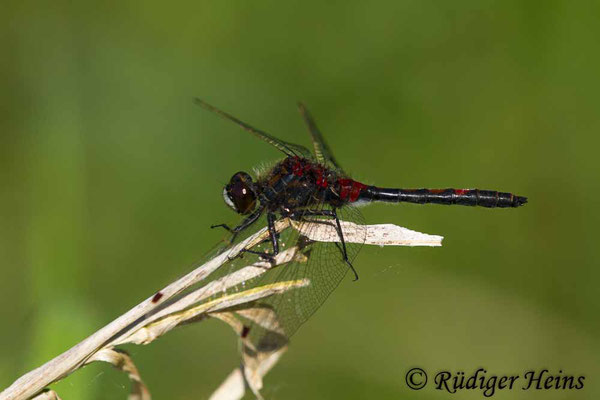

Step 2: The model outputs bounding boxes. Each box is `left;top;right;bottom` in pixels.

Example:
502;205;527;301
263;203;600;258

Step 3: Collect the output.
223;187;236;211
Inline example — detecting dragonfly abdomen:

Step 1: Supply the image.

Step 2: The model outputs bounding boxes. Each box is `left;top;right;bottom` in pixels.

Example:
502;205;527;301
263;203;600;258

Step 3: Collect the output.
359;187;527;208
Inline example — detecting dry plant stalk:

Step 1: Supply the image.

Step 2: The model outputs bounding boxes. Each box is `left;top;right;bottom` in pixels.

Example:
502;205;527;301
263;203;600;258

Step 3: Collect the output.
0;219;442;400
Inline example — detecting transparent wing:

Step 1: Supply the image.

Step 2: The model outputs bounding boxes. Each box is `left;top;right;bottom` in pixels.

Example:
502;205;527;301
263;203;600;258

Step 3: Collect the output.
195;98;313;159
199;199;366;354
297;102;342;170
245;204;365;352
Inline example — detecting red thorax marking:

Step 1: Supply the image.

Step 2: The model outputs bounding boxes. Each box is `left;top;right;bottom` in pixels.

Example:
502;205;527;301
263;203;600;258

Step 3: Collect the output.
291;158;304;176
291;158;328;188
315;167;328;188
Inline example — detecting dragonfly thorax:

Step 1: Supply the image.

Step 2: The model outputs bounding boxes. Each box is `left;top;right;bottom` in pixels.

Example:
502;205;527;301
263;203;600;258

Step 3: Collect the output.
256;157;347;213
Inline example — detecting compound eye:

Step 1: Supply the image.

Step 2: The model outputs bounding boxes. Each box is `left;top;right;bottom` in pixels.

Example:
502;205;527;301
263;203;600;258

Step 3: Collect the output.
224;172;257;214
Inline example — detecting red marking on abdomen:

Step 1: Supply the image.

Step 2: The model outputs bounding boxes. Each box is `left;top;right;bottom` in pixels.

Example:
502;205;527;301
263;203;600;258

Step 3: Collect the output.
454;189;469;196
338;179;367;202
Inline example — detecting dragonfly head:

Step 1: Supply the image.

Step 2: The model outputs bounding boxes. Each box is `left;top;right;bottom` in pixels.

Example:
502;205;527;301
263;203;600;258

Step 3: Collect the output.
223;171;258;215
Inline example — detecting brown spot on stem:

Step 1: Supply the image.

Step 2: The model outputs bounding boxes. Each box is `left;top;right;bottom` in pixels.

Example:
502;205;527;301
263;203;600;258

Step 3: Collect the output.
152;292;163;303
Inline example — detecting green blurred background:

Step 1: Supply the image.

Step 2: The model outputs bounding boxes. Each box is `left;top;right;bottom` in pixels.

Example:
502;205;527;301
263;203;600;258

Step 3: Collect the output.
1;1;599;399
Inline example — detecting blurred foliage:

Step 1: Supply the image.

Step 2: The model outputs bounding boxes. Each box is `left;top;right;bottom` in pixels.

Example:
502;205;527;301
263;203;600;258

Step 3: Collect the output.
1;1;599;399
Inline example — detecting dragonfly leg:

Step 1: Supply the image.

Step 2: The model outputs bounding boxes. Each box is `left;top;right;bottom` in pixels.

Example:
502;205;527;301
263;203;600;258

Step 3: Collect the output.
288;209;359;281
211;206;264;246
239;211;280;261
211;223;233;232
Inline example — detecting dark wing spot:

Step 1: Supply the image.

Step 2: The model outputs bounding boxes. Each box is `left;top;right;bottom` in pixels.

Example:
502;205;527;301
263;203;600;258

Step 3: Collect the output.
241;325;251;338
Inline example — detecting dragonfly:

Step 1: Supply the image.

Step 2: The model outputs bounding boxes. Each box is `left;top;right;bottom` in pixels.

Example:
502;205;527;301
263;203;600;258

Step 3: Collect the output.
195;98;527;353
